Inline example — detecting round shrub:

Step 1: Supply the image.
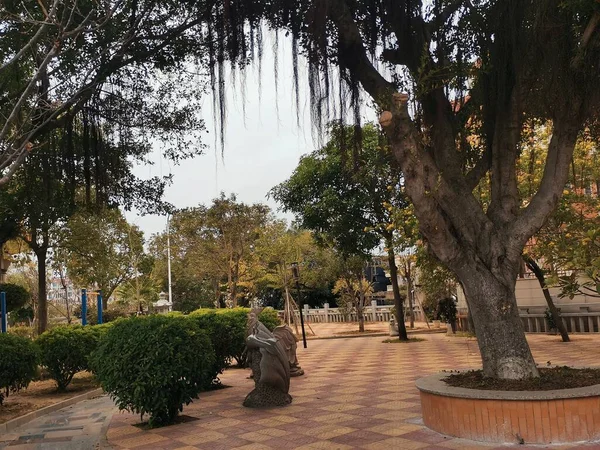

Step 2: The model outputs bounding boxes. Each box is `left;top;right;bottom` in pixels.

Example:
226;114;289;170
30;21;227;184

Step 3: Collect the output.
90;315;215;427
36;326;97;391
0;333;38;404
0;283;31;312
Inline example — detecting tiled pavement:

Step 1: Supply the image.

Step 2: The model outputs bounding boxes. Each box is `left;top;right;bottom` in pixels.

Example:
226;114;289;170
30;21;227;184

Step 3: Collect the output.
106;334;600;449
0;394;115;449
3;334;600;449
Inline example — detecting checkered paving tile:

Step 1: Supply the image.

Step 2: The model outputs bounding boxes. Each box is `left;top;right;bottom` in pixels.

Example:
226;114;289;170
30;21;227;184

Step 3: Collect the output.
105;334;600;449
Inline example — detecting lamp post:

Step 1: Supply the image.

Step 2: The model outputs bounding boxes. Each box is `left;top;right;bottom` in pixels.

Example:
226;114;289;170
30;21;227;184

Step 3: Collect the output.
166;214;173;307
291;262;307;348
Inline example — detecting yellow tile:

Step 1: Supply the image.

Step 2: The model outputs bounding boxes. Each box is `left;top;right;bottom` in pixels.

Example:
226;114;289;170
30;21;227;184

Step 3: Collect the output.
177;430;225;445
366;423;424;436
363;437;429;450
114;433;168;449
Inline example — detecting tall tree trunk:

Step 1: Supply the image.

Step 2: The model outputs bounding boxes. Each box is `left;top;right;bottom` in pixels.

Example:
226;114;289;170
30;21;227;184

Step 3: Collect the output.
386;243;408;340
406;262;415;329
459;265;539;379
523;256;570;343
357;293;365;332
35;248;48;335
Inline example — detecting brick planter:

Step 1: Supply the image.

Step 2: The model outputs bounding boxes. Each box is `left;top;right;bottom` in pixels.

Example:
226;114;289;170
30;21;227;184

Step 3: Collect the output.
416;372;600;444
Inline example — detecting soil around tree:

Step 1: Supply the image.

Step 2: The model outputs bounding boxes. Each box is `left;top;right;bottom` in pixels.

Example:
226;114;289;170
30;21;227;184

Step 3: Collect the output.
334;329;384;335
382;337;425;343
444;366;600;391
0;372;99;424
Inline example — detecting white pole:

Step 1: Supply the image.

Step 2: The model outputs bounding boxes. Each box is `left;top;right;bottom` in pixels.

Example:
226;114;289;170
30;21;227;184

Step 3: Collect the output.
166;214;173;307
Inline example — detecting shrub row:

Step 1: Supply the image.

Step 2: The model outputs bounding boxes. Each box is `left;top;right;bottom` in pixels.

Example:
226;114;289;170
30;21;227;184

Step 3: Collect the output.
1;308;280;426
1;324;110;401
91;308;280;426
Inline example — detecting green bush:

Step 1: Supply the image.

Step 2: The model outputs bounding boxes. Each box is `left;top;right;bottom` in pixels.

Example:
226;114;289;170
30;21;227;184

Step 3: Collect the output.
36;326;98;391
73;304;131;325
0;333;38;404
187;311;237;386
0;283;31;312
436;297;458;325
189;308;281;366
9;306;34;326
90;315;215;427
258;307;281;331
8;325;36;340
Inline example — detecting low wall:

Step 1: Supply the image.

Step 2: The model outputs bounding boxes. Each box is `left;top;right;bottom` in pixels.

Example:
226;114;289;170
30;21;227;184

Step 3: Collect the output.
416;372;600;444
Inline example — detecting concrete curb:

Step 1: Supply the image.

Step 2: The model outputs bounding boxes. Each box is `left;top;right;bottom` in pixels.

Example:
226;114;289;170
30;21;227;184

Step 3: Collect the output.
415;371;600;400
0;387;104;434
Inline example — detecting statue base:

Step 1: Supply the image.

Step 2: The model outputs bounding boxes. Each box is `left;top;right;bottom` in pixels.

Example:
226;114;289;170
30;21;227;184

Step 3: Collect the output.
243;384;293;408
290;366;304;377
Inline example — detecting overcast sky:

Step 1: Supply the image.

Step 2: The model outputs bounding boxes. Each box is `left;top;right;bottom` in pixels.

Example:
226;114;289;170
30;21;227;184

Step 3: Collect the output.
125;36;375;238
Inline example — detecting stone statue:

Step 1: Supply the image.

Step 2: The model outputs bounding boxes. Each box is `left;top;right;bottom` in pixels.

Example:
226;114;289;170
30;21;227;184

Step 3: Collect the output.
273;324;304;377
243;312;292;408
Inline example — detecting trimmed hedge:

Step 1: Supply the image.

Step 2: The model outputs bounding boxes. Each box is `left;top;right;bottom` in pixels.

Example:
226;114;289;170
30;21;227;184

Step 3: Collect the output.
36;326;98;391
189;307;280;367
0;333;38;404
187;311;237;385
90;315;215;427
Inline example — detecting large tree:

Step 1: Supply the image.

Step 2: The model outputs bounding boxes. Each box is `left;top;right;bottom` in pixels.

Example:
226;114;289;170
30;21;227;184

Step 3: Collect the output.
0;0;208;184
152;194;270;308
207;0;600;379
272;123;412;339
57;208;147;308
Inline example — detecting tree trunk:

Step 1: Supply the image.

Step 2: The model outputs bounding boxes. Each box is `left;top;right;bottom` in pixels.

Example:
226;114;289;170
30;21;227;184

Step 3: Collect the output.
387;244;408;340
406;263;415;329
523;256;570;343
460;267;539;379
35;248;48;335
357;294;365;332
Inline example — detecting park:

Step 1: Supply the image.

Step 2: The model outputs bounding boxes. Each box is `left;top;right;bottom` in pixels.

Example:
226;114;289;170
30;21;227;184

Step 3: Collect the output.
1;0;600;448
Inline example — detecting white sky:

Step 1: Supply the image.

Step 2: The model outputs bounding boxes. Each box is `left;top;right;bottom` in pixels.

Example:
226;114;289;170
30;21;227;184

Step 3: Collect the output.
125;36;376;238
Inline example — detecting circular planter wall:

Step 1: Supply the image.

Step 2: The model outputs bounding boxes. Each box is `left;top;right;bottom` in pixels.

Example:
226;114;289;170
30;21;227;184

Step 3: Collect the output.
416;372;600;444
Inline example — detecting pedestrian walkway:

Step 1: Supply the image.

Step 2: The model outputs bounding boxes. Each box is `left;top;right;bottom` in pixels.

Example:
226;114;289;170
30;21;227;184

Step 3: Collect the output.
0;395;114;450
3;334;600;449
106;334;600;449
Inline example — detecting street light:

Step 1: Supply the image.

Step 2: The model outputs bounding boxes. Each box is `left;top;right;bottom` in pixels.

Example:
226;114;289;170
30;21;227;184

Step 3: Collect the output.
166;214;173;307
291;262;307;348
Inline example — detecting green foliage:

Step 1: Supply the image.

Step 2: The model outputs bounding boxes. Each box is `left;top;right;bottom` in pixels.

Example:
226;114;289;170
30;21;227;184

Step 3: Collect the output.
8;306;34;326
416;248;457;305
8;325;36;340
436;298;458;324
187;311;236;386
189;308;280;367
150;194;270;309
252;221;341;306
58;209;147;301
0;283;30;312
544;309;557;330
256;307;280;331
0;333;38;405
73;303;132;325
90;315;215;427
272;123;408;257
36;326;98;391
